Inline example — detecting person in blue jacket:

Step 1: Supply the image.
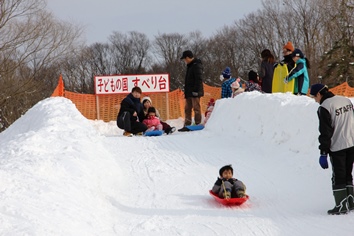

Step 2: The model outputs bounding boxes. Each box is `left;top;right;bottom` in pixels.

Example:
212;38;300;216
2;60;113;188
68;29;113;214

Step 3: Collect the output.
285;48;310;95
220;67;235;98
220;67;242;98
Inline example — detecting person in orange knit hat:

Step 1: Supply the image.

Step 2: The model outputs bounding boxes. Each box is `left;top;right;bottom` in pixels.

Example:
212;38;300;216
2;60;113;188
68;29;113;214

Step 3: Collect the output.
282;41;295;71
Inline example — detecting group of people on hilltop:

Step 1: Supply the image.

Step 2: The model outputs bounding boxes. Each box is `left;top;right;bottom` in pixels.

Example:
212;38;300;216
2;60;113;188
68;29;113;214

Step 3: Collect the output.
220;41;310;98
116;43;310;135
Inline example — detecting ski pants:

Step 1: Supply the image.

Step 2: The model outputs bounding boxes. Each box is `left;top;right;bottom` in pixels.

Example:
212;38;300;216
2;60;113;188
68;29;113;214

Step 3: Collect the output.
117;111;147;134
330;146;354;190
217;180;245;198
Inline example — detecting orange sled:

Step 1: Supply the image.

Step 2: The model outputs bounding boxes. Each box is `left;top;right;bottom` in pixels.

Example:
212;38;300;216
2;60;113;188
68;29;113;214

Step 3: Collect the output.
209;190;249;205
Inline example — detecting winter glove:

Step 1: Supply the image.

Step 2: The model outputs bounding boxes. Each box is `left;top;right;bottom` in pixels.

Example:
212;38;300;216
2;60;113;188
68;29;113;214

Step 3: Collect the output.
319;154;328;169
215;178;222;186
192;92;199;97
283;77;288;84
236;189;246;198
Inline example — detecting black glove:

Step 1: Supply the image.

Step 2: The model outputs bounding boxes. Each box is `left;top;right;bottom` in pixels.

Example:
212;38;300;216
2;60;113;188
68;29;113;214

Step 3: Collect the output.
192;92;198;97
214;178;222;186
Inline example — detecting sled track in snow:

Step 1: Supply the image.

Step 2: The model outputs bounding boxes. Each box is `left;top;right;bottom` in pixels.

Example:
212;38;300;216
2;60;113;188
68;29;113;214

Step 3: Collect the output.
102;131;354;236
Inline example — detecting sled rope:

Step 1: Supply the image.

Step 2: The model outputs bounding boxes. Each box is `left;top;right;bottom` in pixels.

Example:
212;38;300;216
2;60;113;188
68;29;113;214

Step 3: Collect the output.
222;180;230;200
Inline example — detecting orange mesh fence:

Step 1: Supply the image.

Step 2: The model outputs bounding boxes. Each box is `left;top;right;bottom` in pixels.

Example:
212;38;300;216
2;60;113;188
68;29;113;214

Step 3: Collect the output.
51;76;221;121
51;75;352;122
65;91;98;120
329;82;354;97
51;74;65;97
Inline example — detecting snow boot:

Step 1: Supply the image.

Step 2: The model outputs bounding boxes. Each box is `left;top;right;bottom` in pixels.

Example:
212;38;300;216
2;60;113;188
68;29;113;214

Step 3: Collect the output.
123;131;133;137
165;126;176;135
178;127;190;132
223;188;231;199
327;188;349;215
347;185;354;211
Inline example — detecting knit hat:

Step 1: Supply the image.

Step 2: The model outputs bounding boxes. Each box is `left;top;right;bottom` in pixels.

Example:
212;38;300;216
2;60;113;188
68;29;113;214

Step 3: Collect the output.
180;50;194;59
310;84;328;96
292;48;304;58
222;67;231;79
231;78;241;89
283;41;294;52
147;107;156;114
142;96;152;105
219;165;233;177
248;70;258;81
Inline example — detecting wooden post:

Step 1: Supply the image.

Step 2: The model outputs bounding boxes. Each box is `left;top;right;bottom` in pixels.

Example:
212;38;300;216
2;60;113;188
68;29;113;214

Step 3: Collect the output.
166;92;169;120
96;95;100;120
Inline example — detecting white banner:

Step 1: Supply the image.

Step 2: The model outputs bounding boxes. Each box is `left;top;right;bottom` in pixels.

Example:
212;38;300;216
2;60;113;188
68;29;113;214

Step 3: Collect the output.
94;74;170;94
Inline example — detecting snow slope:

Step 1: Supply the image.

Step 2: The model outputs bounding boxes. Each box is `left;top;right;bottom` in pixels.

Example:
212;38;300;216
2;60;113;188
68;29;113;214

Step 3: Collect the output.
0;92;353;236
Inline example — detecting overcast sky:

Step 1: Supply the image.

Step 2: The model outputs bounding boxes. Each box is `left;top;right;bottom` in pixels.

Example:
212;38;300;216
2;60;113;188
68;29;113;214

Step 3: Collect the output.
47;0;263;45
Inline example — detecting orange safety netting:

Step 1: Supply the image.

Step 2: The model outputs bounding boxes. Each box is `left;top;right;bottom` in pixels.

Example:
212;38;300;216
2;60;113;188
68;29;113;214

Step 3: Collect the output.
328;82;354;97
51;75;221;122
51;76;354;122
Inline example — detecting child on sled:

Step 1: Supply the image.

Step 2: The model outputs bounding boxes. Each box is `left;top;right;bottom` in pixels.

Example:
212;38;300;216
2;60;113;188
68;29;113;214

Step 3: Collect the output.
142;107;163;132
212;165;246;199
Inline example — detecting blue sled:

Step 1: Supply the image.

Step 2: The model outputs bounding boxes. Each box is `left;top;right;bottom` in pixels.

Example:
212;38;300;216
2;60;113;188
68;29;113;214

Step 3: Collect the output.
186;124;205;131
144;130;164;136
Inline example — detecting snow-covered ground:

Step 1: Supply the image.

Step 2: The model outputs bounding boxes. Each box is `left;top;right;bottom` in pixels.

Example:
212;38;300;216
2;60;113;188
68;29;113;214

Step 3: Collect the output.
0;92;353;236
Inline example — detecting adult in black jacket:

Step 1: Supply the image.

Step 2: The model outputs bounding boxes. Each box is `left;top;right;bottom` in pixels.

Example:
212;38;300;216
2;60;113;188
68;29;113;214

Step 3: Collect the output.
178;50;204;131
310;84;354;215
117;86;147;136
259;49;275;93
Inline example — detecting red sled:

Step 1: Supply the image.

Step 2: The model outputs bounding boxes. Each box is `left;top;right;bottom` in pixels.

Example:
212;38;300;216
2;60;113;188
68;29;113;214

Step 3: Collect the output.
209;190;249;206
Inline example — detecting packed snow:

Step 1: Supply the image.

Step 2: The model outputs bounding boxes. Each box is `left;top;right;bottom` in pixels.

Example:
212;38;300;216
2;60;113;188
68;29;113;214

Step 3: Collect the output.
0;92;353;236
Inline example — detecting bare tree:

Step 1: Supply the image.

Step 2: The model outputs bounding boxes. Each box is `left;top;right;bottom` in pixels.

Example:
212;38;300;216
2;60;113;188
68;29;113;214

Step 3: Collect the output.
0;0;83;131
152;33;188;90
109;31;151;74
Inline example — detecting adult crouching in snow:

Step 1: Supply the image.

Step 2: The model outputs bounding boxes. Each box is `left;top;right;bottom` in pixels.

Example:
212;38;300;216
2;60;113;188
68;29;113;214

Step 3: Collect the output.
310;84;354;215
117;86;147;136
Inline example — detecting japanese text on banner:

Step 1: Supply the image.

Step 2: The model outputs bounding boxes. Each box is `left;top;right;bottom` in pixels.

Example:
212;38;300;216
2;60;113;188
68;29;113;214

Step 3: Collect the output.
94;74;170;94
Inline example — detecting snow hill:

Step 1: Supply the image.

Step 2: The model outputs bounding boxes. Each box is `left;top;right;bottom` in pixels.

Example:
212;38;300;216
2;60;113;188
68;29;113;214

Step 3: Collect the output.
0;92;353;236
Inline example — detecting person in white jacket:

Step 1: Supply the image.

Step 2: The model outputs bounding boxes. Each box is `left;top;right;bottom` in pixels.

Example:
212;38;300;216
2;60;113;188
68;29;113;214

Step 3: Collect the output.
310;83;354;215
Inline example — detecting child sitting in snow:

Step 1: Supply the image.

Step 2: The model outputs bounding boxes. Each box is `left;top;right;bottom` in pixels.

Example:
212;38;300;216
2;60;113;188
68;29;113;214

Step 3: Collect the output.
212;165;246;199
142;107;163;132
230;78;244;98
203;98;215;125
